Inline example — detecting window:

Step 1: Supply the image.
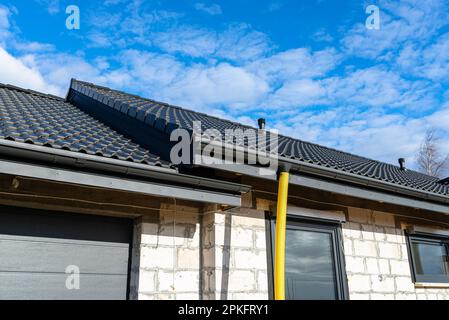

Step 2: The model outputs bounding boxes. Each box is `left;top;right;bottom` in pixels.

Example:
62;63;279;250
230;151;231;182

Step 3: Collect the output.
406;233;449;283
271;218;348;300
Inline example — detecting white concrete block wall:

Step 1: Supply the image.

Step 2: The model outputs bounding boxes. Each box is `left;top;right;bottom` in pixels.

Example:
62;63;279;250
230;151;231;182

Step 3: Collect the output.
201;209;270;300
343;207;449;300
130;201;449;300
130;204;202;300
130;205;270;300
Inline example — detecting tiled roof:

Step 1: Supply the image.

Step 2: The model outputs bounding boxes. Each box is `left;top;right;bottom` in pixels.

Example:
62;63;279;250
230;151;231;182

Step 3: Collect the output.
69;79;449;197
0;84;170;167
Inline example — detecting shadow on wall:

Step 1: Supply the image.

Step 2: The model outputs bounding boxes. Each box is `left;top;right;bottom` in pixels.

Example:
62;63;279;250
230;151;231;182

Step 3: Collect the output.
220;212;232;300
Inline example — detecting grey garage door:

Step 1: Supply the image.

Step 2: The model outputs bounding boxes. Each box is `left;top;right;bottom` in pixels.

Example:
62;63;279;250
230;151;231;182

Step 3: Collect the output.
0;206;133;300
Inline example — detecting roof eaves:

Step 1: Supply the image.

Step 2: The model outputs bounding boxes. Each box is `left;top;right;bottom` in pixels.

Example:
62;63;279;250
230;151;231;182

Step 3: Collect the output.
0;139;250;195
284;155;449;206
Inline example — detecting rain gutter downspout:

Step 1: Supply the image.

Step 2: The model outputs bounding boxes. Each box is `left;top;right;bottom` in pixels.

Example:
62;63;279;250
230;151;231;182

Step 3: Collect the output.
274;170;289;300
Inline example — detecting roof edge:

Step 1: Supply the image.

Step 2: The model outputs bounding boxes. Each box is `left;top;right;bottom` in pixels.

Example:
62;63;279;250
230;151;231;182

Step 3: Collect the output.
0;139;250;195
199;138;449;203
194;146;449;207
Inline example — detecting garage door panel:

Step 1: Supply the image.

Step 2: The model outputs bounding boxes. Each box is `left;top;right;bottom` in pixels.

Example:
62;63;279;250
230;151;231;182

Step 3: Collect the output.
0;208;132;243
0;272;128;300
0;206;132;300
0;235;130;274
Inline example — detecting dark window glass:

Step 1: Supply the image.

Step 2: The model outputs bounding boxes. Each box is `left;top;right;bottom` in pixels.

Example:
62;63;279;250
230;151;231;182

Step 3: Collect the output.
407;234;449;283
285;227;338;299
277;220;347;300
411;241;448;276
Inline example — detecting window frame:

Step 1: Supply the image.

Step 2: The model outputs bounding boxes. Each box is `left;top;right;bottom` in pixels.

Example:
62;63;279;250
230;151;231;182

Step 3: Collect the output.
406;231;449;284
269;215;349;300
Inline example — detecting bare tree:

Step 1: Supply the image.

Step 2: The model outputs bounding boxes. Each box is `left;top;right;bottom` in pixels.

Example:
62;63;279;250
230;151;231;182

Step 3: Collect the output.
416;128;449;178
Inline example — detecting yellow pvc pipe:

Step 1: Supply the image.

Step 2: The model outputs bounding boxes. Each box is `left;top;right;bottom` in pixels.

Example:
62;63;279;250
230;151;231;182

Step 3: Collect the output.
274;171;289;300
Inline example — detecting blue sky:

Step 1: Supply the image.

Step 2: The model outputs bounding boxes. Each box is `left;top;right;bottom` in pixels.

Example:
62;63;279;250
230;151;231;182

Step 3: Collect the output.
0;0;448;170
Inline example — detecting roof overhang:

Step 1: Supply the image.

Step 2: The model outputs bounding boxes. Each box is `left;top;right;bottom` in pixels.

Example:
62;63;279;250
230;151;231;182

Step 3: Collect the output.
0;158;242;206
0;140;250;207
289;174;449;215
197;138;449;206
198;156;449;215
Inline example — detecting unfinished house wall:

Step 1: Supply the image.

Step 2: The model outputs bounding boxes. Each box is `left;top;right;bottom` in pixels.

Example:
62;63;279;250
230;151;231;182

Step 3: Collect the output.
129;198;449;300
202;208;270;300
343;207;449;300
129;204;271;300
129;203;202;300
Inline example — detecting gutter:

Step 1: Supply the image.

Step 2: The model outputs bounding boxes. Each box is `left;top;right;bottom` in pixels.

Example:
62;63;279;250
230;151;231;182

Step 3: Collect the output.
289;175;449;215
284;158;449;206
0;140;250;195
0;158;242;206
199;155;449;214
196;138;449;206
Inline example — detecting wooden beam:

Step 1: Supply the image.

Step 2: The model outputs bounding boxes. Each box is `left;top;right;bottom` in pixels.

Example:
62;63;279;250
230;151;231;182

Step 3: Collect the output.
0;174;203;218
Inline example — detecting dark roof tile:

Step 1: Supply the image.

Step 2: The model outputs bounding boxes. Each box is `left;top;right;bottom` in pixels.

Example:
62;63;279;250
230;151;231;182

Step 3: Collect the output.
0;84;172;168
70;79;449;197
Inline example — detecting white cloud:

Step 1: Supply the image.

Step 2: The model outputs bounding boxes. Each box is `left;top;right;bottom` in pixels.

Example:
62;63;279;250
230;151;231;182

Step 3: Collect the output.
35;0;60;15
12;41;54;52
267;2;283;12
248;48;340;83
342;0;449;60
214;24;271;62
324;66;437;110
104;0;127;5
270;105;449;170
86;7;182;48
258;65;437;113
153;27;216;58
110;50;182;88
0;5;54;53
194;3;222;15
87;33;113;48
163;63;269;109
0;6;60;94
106;50;269;111
0;6;11;44
312;29;333;43
153;24;271;62
19;51;114;96
0;6;10;29
264;79;327;108
397;32;449;82
0;47;60;94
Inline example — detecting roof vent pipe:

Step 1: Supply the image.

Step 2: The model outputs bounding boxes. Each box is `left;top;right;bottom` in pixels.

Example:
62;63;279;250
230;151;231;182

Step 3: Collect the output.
258;118;266;130
398;158;406;171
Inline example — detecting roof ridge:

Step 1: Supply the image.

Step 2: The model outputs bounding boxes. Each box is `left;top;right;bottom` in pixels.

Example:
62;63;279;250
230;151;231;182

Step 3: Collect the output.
0;82;64;101
72;80;384;162
71;79;257;129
